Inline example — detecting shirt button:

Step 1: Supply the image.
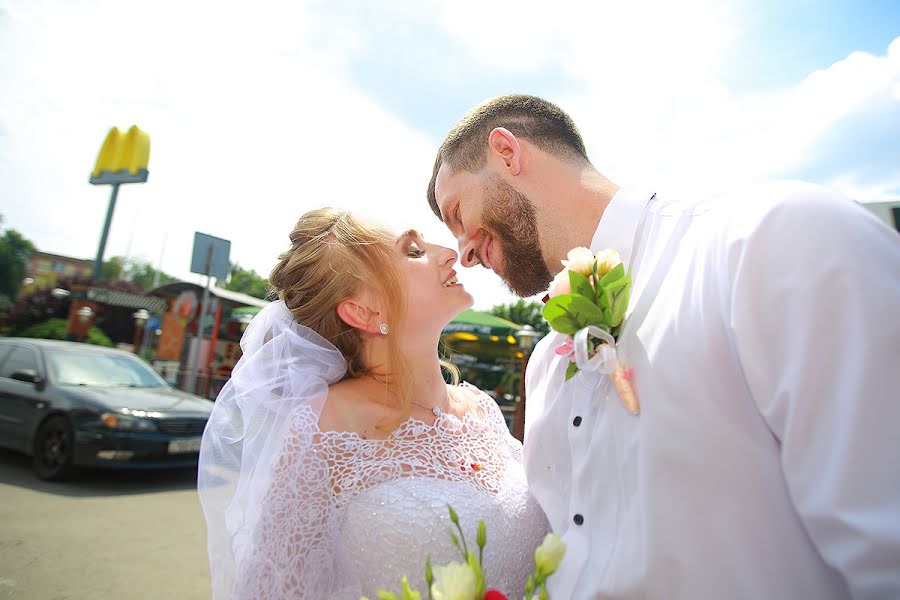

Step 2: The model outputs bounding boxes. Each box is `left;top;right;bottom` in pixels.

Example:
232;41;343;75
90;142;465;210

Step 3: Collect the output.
572;416;582;427
573;513;584;526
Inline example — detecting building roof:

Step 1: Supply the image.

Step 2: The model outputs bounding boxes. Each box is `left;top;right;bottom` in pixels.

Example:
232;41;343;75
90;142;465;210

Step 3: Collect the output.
30;250;93;265
147;281;270;309
83;287;168;313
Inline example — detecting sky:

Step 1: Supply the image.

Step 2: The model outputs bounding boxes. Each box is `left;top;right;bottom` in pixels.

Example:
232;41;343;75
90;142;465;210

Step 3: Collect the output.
1;0;898;309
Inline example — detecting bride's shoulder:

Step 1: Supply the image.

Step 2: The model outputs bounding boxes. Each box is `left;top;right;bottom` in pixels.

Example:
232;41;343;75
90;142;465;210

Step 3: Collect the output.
450;381;489;403
450;382;503;418
319;379;392;437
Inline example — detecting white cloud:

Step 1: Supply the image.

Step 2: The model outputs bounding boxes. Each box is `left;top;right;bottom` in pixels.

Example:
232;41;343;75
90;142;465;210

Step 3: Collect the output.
1;0;897;314
0;0;519;306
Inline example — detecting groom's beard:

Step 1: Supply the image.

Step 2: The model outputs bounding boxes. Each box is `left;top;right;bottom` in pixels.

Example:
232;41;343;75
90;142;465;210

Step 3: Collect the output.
482;178;553;297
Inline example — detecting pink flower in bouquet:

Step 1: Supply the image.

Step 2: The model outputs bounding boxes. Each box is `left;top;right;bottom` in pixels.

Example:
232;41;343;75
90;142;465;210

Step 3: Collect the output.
483;591;509;600
554;337;575;363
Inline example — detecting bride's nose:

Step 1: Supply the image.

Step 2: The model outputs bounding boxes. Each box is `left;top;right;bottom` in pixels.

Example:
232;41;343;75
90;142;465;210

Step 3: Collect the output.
439;246;459;267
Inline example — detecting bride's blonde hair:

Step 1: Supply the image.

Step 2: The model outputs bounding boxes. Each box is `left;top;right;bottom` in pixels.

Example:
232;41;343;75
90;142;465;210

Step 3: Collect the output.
269;208;416;410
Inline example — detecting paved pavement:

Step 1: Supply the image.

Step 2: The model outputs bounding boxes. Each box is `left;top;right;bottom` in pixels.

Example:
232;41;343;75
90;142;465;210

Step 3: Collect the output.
0;449;210;599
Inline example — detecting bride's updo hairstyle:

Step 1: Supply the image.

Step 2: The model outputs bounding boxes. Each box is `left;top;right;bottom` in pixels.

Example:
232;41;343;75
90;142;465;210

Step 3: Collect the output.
269;207;411;410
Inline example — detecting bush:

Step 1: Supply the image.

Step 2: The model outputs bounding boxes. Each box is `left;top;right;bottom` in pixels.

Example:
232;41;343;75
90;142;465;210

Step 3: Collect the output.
16;318;114;347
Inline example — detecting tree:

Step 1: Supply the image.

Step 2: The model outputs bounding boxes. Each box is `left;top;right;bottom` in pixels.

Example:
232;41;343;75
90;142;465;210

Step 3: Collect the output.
224;263;270;300
0;215;36;305
101;256;177;291
489;299;550;336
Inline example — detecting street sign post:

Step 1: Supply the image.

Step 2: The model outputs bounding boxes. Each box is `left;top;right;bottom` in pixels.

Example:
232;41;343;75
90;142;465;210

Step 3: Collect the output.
184;233;231;395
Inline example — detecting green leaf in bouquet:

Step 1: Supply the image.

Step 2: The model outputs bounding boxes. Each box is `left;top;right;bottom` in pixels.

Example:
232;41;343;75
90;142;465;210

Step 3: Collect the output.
598;286;613;324
564;362;579;381
565;294;606;326
450;533;462;557
599;262;626;287
568;269;594;300
376;591;400;600
608;277;632;328
542;297;582;335
425;557;434;600
467;550;486;598
401;577;422;600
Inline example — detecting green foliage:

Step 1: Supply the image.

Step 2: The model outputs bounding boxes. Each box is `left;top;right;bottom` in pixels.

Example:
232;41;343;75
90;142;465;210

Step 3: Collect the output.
16;318;113;347
0;218;36;305
101;256;177;291
488;299;550;336
224;263;270;300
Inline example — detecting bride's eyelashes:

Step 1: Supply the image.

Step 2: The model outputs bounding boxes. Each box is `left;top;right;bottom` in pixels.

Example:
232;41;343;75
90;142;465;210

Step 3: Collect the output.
407;243;426;258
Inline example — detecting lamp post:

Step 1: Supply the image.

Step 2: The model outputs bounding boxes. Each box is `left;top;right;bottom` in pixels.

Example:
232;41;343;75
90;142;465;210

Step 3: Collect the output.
132;309;149;353
512;325;540;441
76;306;94;324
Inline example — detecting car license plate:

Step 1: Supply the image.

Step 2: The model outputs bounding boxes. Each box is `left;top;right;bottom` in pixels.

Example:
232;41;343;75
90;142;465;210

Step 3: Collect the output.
167;438;202;454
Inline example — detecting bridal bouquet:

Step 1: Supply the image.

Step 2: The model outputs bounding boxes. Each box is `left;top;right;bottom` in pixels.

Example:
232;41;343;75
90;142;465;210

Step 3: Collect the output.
363;506;566;600
542;247;639;413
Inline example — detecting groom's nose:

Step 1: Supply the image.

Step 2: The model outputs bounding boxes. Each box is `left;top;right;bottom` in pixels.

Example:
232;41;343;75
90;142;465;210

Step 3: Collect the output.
459;236;480;268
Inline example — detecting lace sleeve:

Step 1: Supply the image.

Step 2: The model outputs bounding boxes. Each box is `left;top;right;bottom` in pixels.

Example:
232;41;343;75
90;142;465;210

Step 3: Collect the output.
231;406;342;599
198;301;350;599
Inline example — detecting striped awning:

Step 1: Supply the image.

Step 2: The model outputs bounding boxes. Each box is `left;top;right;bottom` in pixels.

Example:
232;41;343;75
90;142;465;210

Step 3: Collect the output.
85;287;167;313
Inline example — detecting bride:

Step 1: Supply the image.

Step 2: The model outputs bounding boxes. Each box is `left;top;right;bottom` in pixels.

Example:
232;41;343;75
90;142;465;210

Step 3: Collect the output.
198;208;549;599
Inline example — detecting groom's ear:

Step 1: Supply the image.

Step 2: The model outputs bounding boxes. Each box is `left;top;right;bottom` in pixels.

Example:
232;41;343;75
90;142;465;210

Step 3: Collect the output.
488;127;522;176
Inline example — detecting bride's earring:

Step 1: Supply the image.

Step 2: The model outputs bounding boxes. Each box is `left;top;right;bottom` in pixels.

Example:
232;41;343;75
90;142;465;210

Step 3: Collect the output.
379;323;389;335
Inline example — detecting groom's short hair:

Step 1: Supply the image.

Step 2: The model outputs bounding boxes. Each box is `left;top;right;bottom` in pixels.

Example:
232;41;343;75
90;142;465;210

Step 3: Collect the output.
427;94;589;219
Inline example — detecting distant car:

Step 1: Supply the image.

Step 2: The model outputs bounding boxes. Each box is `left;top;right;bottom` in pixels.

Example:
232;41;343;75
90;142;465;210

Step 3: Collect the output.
0;338;214;480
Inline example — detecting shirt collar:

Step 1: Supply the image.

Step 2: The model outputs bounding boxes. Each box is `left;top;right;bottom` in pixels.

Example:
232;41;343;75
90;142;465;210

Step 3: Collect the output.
588;187;655;267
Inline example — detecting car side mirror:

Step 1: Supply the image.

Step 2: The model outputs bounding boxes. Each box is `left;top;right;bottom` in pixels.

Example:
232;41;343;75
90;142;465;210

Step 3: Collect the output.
10;369;45;390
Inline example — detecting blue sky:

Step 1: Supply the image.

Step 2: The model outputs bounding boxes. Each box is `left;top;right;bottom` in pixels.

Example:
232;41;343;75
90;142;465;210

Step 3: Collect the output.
1;0;897;308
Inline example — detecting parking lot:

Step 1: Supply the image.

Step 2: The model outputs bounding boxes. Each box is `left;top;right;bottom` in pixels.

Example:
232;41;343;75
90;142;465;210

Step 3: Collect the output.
0;449;210;599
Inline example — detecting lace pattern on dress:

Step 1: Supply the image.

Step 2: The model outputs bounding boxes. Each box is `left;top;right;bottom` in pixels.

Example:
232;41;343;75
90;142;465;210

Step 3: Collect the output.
230;384;545;599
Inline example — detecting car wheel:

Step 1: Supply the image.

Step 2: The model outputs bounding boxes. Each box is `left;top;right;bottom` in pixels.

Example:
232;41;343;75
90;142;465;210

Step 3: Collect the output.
32;415;76;481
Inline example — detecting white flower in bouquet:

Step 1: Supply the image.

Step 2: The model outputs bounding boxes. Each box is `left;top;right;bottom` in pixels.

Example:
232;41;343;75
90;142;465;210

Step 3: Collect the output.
560;247;595;276
548;269;572;298
534;533;566;578
431;561;479;600
593;248;622;277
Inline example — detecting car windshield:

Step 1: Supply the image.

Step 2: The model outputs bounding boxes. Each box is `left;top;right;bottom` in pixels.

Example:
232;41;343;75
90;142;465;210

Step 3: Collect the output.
47;351;168;388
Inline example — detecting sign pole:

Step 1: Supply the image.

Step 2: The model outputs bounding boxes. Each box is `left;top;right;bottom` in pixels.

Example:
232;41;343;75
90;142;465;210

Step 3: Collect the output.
185;245;214;395
92;183;120;279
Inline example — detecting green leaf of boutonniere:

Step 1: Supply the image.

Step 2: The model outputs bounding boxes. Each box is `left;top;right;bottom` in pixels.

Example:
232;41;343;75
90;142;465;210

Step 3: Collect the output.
607;277;632;328
542;293;608;334
543;296;582;335
565;361;578;381
599;262;626;287
566;293;607;326
568;269;594;300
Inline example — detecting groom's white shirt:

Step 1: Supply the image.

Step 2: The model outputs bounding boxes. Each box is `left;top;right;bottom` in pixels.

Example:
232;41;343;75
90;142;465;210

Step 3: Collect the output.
524;183;900;599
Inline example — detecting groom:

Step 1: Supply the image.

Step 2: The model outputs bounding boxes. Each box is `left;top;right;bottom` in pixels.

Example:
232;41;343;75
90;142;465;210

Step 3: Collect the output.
426;94;900;599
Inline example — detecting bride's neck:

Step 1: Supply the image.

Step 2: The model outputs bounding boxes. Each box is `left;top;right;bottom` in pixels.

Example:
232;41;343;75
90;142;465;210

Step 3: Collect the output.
365;336;447;407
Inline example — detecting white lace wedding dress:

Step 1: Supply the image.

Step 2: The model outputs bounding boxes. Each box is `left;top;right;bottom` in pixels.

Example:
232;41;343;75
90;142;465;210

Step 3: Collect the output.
229;386;548;599
199;302;548;599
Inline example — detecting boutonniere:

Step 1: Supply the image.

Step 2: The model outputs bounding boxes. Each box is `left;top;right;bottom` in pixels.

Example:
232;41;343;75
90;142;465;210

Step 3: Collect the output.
542;247;640;414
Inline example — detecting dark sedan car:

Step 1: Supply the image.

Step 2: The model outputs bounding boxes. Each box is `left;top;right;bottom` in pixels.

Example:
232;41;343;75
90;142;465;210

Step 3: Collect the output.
0;338;214;480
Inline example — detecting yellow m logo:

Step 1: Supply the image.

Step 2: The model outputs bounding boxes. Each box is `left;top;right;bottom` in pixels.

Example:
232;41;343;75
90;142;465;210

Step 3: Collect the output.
90;126;150;185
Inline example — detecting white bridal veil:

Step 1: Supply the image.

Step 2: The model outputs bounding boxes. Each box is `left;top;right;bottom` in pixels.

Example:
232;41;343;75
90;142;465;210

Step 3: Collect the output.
197;300;348;599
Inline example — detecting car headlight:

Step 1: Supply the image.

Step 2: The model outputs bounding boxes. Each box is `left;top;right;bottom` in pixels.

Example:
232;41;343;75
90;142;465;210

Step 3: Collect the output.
101;412;157;432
